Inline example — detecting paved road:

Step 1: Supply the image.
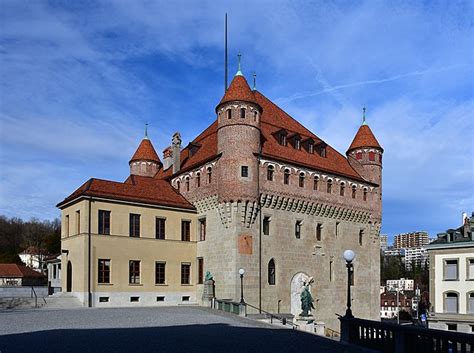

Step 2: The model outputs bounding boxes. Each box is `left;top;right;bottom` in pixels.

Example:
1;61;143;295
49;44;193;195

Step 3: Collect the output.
0;307;365;353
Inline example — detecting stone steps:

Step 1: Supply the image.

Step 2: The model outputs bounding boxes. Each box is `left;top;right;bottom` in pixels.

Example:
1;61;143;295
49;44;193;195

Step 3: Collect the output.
42;295;83;309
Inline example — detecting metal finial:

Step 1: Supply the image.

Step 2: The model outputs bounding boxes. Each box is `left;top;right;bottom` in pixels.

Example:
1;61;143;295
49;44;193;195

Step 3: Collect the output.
253;72;256;90
235;51;243;76
144;123;149;139
362;107;367;125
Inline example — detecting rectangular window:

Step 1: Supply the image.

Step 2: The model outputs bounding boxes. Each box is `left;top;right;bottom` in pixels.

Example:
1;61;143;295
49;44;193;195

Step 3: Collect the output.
182;296;190;302
157;296;165;302
198;258;204;284
327;181;332;193
447;324;457;331
359;230;363;246
65;215;69;237
444;259;458;280
155;262;166;285
241;166;249;177
316;223;322;241
129;260;140;284
295;139;301;150
130;296;140;302
468;259;474;280
240;108;246;119
308;143;314;154
99;297;109;303
76;210;80;234
329;260;333;282
263;216;270;236
181;220;191;241
295;221;302;239
156;218;166;240
129;214;140;237
181;263;191;285
98;210;110;235
284;171;290;185
335;222;339;238
199;218;206;241
279;134;286;146
98;259;110;284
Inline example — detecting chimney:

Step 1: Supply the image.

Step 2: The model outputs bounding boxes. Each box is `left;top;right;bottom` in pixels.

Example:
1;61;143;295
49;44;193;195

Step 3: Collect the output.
162;147;173;170
172;132;182;174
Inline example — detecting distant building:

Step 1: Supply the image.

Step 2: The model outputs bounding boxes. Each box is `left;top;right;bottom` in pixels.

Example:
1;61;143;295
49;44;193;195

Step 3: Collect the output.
380;291;413;319
386;278;414;291
0;264;46;287
394;231;429;249
380;234;388;251
404;247;429;270
426;212;474;334
18;246;48;273
384;248;405;257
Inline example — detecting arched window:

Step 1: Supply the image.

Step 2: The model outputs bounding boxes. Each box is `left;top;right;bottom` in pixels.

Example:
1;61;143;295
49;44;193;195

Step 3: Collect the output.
314;177;319;191
254;111;258;122
268;259;276;285
468;292;474;314
284;169;290;185
363;188;368;201
227;109;231;119
196;173;200;187
445;292;458;313
240;108;246;119
327;179;332;194
340;183;345;196
185;177;190;192
267;165;274;181
177;180;180;191
352;185;357;199
207;167;212;184
299;172;305;187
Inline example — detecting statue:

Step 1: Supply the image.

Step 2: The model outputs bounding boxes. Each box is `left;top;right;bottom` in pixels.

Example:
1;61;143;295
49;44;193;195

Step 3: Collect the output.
205;271;213;281
300;277;315;317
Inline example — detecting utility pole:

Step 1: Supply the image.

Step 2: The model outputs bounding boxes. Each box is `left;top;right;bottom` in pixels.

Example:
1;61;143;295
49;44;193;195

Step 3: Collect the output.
396;283;400;325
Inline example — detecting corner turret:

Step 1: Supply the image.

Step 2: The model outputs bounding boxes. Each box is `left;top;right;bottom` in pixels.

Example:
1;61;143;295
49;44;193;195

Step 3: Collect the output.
129;125;161;177
346;108;383;187
215;54;262;203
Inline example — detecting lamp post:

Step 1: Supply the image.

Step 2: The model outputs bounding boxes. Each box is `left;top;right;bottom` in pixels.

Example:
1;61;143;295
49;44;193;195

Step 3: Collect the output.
239;268;245;303
343;250;355;318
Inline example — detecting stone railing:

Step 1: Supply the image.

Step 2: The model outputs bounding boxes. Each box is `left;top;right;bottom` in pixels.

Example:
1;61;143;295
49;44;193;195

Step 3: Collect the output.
339;316;473;353
212;298;246;316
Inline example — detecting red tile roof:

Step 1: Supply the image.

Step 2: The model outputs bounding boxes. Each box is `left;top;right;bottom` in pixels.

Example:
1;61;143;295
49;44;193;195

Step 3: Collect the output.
130;138;161;164
218;75;259;108
347;124;383;152
0;264;45;278
162;88;373;183
57;175;195;210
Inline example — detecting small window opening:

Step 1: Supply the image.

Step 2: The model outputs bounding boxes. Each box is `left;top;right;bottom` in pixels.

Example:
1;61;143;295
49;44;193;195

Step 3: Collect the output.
299;173;305;187
284;169;290;185
241;166;249;177
240;108;246;119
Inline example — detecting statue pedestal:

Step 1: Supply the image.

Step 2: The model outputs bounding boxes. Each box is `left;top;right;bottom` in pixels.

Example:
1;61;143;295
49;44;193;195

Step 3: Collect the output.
294;315;315;334
315;321;325;336
202;280;215;306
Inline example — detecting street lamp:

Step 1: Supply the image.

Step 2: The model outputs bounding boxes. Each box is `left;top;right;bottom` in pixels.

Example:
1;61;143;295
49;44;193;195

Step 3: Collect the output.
239;268;245;303
343;250;355;318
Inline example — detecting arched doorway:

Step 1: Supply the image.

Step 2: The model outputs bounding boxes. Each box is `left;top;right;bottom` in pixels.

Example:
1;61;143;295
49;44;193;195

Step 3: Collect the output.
66;261;72;292
290;272;311;316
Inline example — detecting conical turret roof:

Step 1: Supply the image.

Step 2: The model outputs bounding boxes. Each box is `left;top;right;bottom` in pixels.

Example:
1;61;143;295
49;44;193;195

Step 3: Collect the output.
347;124;383;152
130;138;161;164
218;75;258;108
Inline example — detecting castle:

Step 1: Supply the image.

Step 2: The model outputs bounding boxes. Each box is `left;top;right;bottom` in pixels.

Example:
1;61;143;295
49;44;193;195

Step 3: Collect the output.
57;63;383;331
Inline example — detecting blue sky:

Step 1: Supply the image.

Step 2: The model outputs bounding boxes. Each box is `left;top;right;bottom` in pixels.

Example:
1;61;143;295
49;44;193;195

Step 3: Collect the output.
0;1;472;243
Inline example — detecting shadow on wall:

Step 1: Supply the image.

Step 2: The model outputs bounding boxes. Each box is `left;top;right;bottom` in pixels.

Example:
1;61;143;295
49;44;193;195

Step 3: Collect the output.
0;323;361;353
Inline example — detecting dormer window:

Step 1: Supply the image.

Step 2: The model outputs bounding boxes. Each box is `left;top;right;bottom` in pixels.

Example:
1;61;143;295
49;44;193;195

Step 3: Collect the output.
315;143;327;157
240;108;246;119
308;143;314;154
295;138;301;150
279;134;287;146
188;142;201;157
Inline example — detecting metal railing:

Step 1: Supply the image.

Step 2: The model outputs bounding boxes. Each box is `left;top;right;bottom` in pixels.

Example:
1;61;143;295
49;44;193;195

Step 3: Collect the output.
30;286;46;308
340;316;473;353
245;302;299;329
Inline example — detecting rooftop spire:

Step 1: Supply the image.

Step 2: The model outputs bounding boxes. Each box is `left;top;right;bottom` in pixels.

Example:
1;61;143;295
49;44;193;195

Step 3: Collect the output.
252;72;256;91
144;123;149;139
235;51;243;76
362;107;367;125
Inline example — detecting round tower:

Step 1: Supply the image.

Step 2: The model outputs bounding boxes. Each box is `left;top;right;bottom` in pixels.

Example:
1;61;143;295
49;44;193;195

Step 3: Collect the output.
346;108;383;195
129;125;162;177
215;57;262;203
